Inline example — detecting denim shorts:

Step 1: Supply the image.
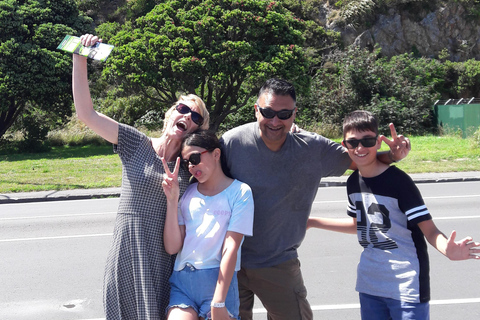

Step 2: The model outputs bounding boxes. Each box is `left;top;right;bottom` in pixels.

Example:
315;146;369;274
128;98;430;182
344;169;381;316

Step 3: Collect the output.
359;292;430;320
167;263;240;319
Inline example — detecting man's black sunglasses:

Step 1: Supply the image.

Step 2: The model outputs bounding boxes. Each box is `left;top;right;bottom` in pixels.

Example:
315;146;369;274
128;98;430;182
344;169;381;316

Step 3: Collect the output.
176;103;204;126
258;106;295;120
343;136;378;149
181;150;209;171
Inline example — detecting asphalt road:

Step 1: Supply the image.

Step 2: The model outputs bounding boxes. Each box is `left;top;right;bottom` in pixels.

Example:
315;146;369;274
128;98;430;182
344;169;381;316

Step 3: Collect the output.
0;181;479;319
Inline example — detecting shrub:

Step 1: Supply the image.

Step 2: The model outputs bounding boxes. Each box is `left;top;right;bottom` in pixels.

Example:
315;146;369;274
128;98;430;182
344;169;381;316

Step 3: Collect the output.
299;45;441;135
470;126;480;149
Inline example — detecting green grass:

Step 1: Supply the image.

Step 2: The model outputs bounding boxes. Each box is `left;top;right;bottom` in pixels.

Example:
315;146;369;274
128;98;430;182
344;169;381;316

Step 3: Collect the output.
0;136;479;194
0;145;122;193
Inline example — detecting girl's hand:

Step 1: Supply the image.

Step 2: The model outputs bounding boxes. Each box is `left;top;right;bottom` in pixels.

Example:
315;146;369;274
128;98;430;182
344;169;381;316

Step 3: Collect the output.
161;157;180;202
211;306;232;320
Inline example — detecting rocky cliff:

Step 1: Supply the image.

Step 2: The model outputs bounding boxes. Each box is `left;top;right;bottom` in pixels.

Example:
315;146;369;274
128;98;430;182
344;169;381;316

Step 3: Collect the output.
324;1;480;61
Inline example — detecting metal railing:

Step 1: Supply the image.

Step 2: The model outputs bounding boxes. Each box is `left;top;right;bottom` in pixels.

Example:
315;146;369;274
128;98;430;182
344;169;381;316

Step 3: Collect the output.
434;98;480;105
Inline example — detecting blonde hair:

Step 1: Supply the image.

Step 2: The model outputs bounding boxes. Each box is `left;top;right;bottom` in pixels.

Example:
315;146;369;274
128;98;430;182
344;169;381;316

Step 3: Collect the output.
162;94;210;133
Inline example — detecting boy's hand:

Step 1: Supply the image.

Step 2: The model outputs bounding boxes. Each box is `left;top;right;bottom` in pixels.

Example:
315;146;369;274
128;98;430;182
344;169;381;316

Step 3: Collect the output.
379;123;411;162
290;123;303;133
445;230;480;261
161;157;180;202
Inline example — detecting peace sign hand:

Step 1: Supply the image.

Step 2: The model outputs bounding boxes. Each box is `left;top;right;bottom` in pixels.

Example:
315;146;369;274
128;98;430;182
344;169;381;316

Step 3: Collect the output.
379;123;411;162
161;157;180;202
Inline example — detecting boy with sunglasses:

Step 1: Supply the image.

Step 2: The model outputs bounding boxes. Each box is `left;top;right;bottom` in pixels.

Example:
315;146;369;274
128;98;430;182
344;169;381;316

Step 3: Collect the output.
220;79;412;320
308;110;480;320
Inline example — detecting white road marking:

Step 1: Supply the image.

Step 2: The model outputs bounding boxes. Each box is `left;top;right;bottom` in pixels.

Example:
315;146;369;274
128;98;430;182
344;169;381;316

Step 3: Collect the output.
314;194;480;205
74;297;480;319
0;233;113;242
0;212;116;221
252;297;480;312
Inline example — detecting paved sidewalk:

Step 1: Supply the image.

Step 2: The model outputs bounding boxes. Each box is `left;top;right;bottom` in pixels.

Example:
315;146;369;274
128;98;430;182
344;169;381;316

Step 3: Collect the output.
1;171;479;204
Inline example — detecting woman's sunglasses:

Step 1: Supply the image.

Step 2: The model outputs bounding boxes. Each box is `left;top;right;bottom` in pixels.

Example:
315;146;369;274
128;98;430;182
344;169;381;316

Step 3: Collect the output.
258;106;295;120
181;150;209;171
343;136;378;149
176;103;204;126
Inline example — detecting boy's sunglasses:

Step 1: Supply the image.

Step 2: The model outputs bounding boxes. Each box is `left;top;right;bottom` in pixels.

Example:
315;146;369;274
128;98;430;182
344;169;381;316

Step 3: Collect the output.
343;136;378;149
176;103;204;126
258;106;295;120
181;150;209;170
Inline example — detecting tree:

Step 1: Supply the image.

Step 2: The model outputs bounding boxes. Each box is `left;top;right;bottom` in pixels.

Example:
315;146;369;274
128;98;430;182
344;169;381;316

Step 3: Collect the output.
99;0;310;131
0;0;92;142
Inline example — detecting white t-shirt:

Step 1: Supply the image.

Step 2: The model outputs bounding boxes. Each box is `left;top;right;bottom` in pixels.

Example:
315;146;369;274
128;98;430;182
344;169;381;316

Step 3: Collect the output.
174;179;254;271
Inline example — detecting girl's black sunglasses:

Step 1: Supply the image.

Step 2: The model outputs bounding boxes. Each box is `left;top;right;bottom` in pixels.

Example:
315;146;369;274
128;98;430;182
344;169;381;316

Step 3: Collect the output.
343;136;378;149
176;103;204;126
181;150;209;171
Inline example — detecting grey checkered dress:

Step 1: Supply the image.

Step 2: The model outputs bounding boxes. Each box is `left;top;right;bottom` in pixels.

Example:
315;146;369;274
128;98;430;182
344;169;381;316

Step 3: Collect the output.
103;124;190;320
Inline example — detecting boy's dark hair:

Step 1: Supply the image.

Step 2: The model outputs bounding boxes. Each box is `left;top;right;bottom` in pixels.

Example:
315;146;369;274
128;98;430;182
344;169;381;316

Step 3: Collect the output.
343;110;379;138
182;130;221;152
258;78;296;103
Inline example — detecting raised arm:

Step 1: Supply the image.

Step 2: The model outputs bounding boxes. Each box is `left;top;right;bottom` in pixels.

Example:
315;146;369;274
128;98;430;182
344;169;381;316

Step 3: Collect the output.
418;220;480;260
72;34;119;144
211;231;244;320
307;217;357;234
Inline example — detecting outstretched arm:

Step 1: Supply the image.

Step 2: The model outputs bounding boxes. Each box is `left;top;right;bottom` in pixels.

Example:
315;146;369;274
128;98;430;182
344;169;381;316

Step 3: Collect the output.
418;220;480;260
72;34;119;144
211;231;244;320
161;157;185;255
307;217;357;234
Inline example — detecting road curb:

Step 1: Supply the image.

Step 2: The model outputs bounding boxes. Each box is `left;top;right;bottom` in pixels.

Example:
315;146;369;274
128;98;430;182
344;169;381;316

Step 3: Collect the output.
320;175;480;187
0;188;122;205
1;173;479;205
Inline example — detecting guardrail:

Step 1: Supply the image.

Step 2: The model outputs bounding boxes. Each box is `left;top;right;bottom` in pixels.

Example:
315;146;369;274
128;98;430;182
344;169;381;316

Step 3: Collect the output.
435;98;480;105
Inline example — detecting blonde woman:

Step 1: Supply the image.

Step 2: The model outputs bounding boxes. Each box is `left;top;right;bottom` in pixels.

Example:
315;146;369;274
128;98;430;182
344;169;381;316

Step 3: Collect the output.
72;34;209;320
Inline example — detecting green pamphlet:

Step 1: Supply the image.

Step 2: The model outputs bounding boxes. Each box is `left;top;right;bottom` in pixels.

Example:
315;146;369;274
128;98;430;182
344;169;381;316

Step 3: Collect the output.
57;35;114;62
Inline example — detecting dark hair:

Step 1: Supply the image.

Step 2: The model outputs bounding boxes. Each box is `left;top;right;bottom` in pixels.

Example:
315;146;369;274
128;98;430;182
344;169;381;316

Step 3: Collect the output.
343;110;379;138
258;78;296;102
182;130;221;152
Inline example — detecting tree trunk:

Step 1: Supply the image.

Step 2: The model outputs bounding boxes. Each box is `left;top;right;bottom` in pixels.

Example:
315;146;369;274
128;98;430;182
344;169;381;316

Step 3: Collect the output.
0;98;24;138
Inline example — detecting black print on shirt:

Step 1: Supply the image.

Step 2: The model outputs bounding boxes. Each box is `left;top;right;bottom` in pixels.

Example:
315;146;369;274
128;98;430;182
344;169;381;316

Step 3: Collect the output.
356;201;398;250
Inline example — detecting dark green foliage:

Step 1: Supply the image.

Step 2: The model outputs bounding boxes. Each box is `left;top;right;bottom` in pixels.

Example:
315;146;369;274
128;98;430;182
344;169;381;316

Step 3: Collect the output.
299;46;443;136
18;107;51;152
447;59;480;98
98;0;310;131
0;0;93;145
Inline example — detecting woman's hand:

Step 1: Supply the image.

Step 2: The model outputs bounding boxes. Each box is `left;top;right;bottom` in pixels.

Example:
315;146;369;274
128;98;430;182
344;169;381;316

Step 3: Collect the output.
79;34;102;47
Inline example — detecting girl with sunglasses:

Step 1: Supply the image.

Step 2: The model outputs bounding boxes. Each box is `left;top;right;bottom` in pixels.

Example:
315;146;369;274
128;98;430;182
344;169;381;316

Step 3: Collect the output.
161;130;254;320
72;34;209;320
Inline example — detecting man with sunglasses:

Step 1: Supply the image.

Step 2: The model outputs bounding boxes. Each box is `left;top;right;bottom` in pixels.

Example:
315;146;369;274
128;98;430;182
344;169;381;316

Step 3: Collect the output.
220;78;411;320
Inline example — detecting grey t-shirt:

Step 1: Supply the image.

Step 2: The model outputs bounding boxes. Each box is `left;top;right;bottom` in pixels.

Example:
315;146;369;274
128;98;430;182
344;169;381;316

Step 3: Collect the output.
220;122;351;268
